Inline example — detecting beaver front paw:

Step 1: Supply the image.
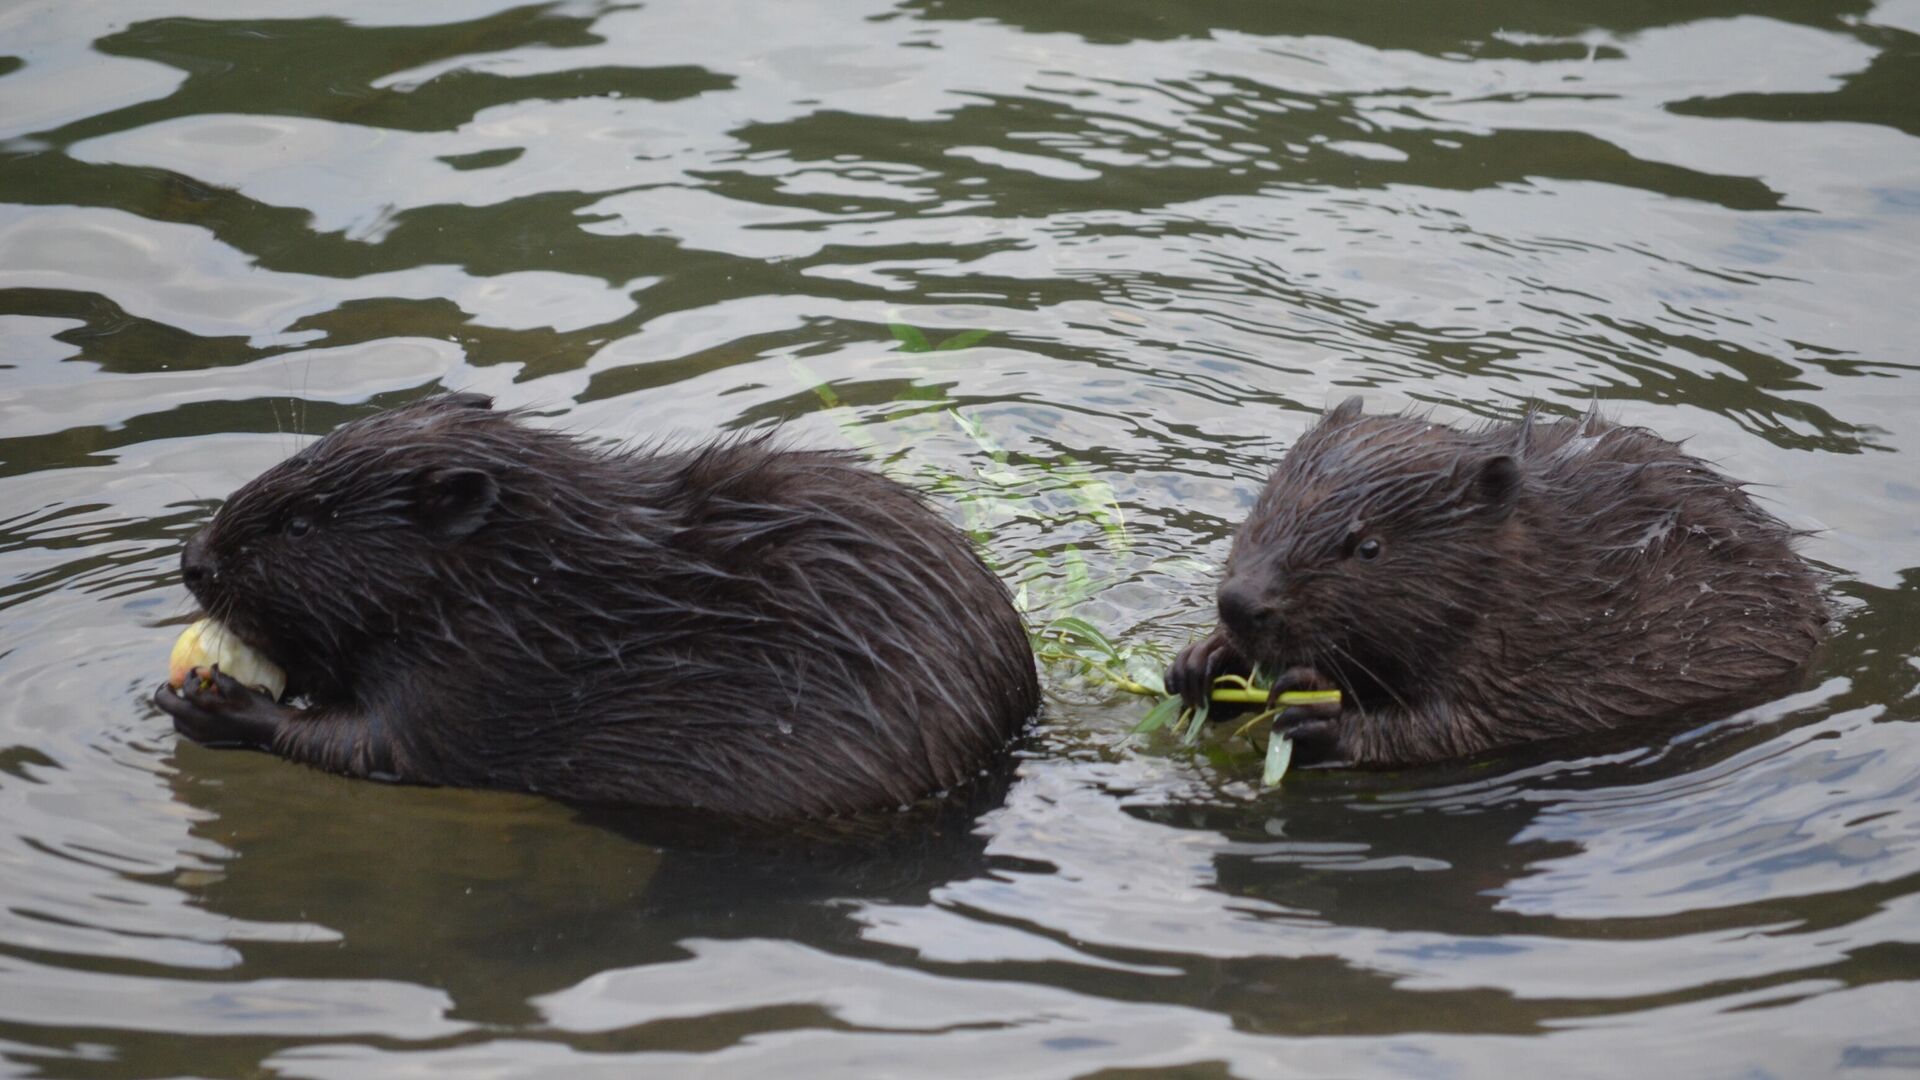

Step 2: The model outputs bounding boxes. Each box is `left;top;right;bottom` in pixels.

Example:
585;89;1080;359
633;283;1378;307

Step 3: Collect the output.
1267;666;1345;765
1275;718;1344;766
155;665;288;750
1166;629;1248;713
1263;665;1335;704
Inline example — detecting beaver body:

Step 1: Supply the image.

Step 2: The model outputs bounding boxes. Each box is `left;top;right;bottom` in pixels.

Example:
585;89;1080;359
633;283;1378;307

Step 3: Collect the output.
156;394;1039;819
1167;398;1827;766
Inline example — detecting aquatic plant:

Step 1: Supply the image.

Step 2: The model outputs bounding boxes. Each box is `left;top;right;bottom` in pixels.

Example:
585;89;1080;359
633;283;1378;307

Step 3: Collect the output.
793;324;1340;785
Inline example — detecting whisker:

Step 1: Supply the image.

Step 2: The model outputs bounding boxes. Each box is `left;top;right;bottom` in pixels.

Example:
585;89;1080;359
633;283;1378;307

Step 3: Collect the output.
1325;639;1417;718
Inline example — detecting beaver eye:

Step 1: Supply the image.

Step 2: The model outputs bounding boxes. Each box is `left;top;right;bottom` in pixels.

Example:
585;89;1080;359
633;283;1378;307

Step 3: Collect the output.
1355;538;1383;561
285;515;313;540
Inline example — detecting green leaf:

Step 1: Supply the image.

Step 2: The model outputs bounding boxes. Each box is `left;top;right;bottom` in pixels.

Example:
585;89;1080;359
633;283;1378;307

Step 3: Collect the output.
889;323;932;352
1263;732;1294;787
785;359;879;454
1126;665;1167;696
1047;616;1120;659
935;327;993;351
1060;473;1130;557
1181;699;1210;745
950;492;998;540
786;359;836;407
1131;694;1182;735
947;408;1010;464
1060;548;1093;608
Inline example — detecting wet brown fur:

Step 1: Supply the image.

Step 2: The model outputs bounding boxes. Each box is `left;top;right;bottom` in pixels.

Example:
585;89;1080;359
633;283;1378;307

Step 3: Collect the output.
1173;398;1828;765
162;394;1040;819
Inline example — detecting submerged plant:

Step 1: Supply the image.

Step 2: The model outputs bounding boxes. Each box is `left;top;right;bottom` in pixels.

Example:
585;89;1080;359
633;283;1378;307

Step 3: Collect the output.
794;323;1335;786
889;322;995;353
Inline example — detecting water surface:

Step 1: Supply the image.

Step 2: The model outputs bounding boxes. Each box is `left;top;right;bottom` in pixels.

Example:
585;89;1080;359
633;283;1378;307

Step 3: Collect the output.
3;0;1919;1076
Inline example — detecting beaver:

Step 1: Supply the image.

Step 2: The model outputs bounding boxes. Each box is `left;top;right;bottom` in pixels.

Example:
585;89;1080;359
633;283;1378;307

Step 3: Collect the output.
154;393;1040;819
1166;397;1827;766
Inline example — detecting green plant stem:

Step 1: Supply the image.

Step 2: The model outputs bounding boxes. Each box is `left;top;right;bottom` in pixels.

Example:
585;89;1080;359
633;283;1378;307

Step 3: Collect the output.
1102;679;1340;708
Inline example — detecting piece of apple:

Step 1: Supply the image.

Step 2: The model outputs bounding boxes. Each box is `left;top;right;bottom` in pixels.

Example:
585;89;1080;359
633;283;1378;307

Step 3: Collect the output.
167;618;287;701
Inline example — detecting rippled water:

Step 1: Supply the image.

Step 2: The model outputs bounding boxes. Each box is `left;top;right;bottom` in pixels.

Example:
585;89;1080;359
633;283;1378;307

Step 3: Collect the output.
4;1;1919;1076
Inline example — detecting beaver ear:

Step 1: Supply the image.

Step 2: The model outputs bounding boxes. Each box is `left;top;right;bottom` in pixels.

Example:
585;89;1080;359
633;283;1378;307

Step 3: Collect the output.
438;392;494;412
417;467;498;541
1468;455;1521;518
1325;396;1364;424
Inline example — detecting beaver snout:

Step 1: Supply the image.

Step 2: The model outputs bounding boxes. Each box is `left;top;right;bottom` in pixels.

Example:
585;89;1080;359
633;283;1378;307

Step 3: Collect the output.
181;532;218;599
1217;577;1282;645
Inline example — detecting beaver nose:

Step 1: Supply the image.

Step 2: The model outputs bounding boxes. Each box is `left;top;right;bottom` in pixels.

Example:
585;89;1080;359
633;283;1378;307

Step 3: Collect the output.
181;533;218;595
1217;578;1280;641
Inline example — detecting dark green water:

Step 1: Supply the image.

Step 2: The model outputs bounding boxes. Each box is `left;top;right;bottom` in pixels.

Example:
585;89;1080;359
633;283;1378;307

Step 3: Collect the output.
3;1;1918;1076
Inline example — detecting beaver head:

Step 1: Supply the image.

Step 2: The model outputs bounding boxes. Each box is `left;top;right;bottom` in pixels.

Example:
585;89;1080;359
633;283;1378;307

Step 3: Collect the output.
1215;398;1526;705
179;394;537;701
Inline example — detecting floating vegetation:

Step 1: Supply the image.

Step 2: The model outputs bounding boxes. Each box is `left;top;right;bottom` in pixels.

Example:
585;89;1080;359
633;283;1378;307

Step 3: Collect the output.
1033;618;1339;786
888;322;995;353
794;322;1338;786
